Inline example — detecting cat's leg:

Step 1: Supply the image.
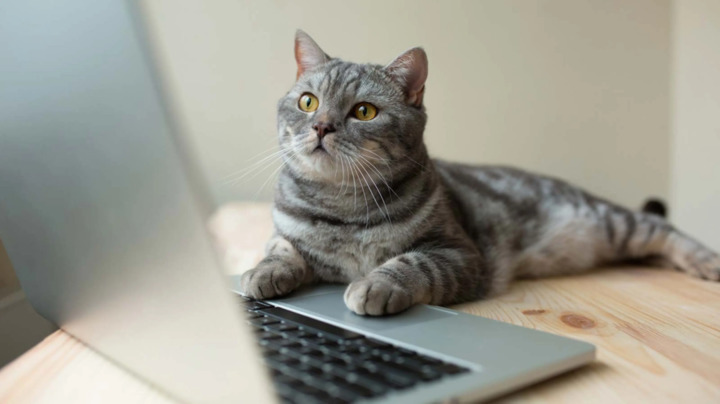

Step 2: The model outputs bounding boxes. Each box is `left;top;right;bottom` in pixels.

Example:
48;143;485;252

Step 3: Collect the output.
515;201;720;282
608;209;720;281
240;236;312;299
344;246;486;316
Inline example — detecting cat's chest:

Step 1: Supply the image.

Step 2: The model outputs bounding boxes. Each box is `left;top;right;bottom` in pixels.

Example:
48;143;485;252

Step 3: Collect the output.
273;209;404;280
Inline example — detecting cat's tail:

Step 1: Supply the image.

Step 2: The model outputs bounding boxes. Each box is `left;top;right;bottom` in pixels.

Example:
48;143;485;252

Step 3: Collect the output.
641;197;667;218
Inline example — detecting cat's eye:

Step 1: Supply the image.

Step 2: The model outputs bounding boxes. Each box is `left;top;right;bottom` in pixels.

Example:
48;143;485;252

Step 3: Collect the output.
298;93;319;112
352;102;377;121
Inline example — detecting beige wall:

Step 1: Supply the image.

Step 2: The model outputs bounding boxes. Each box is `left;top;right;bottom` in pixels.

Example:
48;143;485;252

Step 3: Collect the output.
671;0;720;251
142;0;671;208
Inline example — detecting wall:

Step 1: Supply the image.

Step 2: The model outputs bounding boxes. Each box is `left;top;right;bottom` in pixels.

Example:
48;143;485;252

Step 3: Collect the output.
671;0;720;251
141;0;671;208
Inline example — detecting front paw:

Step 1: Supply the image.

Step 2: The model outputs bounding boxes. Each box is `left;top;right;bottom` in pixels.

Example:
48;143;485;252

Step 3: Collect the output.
240;260;303;299
344;278;413;316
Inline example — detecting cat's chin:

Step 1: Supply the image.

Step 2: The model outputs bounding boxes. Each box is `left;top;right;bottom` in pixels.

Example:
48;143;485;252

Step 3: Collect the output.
295;154;343;184
306;148;332;164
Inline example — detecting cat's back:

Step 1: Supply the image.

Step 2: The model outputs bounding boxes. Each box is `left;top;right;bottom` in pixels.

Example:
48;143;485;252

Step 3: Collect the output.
432;159;590;248
433;159;557;206
433;159;603;212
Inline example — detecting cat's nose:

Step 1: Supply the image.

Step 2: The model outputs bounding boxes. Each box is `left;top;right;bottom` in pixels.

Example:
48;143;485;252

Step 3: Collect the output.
312;122;336;139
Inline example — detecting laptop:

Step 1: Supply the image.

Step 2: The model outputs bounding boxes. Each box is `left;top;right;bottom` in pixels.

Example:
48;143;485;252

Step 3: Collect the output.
0;1;595;403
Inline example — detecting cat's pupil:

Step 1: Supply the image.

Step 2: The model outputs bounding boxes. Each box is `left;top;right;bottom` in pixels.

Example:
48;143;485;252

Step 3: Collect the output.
359;106;367;116
305;97;311;107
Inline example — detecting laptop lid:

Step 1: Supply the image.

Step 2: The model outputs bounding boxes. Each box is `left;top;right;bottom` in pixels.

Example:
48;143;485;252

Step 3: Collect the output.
0;1;274;402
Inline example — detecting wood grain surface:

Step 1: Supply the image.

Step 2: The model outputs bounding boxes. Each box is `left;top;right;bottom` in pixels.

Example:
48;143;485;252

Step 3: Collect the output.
1;203;719;403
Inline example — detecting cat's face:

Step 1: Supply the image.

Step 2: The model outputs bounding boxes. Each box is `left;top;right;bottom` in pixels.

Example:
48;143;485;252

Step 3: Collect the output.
277;31;428;184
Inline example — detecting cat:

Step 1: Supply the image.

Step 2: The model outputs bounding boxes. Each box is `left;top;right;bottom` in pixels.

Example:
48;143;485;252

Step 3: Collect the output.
239;30;720;316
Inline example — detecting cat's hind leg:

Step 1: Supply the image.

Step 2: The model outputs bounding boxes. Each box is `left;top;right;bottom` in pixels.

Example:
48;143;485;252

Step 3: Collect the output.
512;200;720;282
610;208;720;281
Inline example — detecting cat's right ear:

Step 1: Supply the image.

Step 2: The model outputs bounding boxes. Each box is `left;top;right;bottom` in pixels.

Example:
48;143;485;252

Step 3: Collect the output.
295;30;329;80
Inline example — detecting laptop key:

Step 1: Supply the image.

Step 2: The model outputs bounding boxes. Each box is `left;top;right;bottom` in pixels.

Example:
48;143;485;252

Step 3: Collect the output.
438;362;469;375
277;339;303;348
384;372;417;389
278;322;299;332
418;355;443;365
361;362;417;388
343;371;390;396
299;355;325;369
241;299;272;311
377;356;424;374
395;346;419;356
326;377;374;399
249;317;281;327
297;362;324;377
258;307;364;339
257;331;282;341
364;338;392;348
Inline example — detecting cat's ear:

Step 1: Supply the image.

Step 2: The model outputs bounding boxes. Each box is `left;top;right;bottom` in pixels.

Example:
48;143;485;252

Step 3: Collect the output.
384;47;428;107
295;30;329;80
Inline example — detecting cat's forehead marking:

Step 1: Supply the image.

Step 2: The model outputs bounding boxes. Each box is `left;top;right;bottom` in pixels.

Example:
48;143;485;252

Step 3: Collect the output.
303;61;376;98
317;61;359;95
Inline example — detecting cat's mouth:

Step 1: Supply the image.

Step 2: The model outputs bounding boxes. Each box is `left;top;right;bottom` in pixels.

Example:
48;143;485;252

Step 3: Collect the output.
312;144;328;154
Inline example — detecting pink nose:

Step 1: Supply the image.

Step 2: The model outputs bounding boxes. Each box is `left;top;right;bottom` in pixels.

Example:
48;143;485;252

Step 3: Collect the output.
312;122;336;139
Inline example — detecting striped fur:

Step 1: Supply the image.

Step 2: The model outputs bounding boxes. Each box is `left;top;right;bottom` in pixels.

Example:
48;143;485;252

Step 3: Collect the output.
240;31;720;315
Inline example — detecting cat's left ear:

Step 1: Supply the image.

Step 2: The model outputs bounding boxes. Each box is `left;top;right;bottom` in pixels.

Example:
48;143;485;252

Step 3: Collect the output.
295;30;329;80
384;47;428;107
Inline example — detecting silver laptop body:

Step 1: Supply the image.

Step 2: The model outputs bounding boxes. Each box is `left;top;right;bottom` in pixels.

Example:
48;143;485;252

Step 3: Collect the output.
0;1;595;403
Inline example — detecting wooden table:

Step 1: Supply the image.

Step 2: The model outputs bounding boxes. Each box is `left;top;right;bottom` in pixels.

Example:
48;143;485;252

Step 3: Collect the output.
2;204;719;403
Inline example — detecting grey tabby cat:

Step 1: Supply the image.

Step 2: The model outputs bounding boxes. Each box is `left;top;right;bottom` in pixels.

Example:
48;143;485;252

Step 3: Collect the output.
240;30;720;316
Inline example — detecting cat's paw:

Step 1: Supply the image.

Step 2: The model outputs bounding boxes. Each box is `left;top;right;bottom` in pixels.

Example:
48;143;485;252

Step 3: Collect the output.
240;260;303;299
683;250;720;281
343;278;413;316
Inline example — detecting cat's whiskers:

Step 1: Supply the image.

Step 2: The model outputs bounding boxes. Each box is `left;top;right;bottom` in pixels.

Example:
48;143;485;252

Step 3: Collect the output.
219;136;280;178
221;148;293;186
358;147;392;169
332;146;352;193
338;153;349;199
363;163;392;224
331;148;346;198
342;155;358;210
333;151;340;182
399;152;427;169
347;158;370;229
219;145;285;182
356;154;401;201
351;155;391;224
255;149;298;197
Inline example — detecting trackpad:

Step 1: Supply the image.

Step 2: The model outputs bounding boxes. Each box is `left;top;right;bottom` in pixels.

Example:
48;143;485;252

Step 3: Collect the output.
270;284;456;332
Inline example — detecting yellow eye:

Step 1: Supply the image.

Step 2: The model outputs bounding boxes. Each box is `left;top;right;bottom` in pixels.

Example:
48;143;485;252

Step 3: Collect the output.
353;102;377;121
298;93;319;112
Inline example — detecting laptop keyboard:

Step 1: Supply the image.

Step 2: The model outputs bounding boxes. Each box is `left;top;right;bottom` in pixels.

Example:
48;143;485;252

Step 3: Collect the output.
240;297;470;403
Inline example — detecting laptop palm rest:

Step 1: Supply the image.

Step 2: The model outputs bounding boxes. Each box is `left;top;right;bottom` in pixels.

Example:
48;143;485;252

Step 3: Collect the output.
228;279;456;333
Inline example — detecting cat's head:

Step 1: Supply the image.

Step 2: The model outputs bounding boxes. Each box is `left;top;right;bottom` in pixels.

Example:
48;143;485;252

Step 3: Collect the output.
277;30;428;184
